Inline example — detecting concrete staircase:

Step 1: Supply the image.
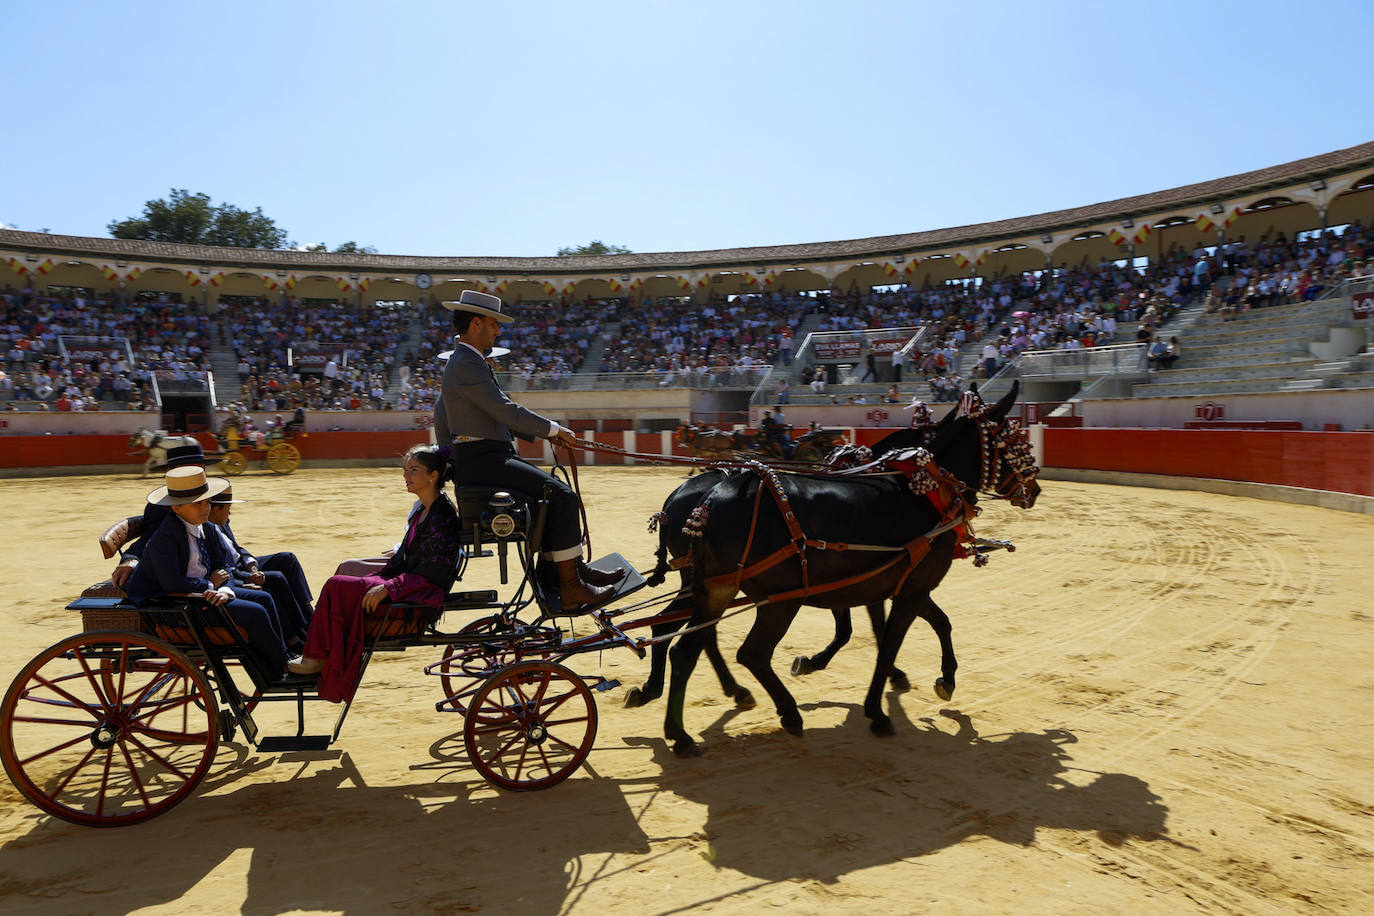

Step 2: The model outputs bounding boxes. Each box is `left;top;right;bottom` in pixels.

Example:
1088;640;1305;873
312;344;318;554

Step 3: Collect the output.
1129;295;1367;397
208;346;243;407
386;321;427;403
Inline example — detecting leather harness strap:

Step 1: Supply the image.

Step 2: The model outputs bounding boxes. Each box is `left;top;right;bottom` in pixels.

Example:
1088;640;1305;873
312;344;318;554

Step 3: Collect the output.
701;459;975;606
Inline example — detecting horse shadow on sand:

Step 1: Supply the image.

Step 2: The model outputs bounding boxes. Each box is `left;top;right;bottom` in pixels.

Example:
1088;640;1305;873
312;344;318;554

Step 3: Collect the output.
622;699;1171;884
0;735;649;915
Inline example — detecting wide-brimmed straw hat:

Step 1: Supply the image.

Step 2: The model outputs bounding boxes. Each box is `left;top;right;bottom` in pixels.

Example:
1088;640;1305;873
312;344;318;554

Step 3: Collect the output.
441;289;513;324
147;467;231;506
151;442;209;472
209;486;244;505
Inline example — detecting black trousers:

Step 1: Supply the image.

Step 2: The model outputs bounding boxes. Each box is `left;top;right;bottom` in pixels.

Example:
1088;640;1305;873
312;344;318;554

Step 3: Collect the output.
450;441;582;556
222;589;290;677
257;551;314;638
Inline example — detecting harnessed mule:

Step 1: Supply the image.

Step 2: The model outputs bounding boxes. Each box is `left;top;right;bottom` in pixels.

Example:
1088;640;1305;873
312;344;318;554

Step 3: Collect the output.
662;382;1040;756
129;428;200;476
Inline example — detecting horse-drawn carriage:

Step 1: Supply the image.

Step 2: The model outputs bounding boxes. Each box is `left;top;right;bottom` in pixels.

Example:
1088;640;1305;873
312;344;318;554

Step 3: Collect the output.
214;421;304;476
3;385;1040;826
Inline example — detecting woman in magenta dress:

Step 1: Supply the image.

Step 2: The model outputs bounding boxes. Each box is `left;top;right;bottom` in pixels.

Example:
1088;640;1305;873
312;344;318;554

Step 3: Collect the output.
288;445;461;701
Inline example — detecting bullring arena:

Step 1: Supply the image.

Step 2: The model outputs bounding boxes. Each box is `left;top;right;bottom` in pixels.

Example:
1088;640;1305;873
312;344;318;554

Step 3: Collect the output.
3;144;1374;914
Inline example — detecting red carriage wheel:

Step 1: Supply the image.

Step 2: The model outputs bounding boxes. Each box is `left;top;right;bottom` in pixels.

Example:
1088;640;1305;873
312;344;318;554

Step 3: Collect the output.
463;661;597;791
1;632;218;827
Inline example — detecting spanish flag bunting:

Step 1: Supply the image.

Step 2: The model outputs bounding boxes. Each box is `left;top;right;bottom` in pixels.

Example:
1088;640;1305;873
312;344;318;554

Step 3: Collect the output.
472;282;489;293
541;281;556;295
561;282;576;297
628;278;642;292
696;274;710;288
336;277;352;292
953;253;971;269
743;274;758;286
764;269;779;286
284;274;298;290
1107;229;1127;246
1223;206;1243;229
1132;224;1153;245
495;280;509;294
7;256;27;275
184;269;201;287
209;271;225;287
975;250;988;268
903;258;920;275
358;277;371;293
101;264;119;281
882;262;898;277
262;275;280;291
608;279;623;293
37;257;55;274
1195;212;1216;233
125;266;143;282
677;276;691;290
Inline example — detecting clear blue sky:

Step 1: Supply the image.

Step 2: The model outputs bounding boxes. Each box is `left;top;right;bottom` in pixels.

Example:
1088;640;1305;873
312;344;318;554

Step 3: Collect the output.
4;0;1371;257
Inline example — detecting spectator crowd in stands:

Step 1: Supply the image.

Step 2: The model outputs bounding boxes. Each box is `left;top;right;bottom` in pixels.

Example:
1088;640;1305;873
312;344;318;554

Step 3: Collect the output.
3;221;1367;415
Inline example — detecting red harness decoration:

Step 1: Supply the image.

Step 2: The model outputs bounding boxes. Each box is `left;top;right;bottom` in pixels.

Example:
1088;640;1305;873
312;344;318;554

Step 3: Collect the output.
698;456;976;607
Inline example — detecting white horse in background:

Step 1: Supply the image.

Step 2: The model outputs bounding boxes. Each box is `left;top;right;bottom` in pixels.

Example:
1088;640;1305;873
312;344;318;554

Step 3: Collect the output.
128;428;200;476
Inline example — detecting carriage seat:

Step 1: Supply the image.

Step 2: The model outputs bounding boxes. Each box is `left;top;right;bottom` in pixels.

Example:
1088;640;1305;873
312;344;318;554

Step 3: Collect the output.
453;486;534;543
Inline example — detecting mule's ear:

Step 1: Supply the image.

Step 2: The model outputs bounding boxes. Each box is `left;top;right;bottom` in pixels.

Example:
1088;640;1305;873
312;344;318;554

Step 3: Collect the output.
989;380;1019;421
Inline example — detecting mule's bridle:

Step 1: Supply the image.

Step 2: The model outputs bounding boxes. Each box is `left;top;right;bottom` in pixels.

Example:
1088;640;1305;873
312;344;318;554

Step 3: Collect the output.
973;415;1039;504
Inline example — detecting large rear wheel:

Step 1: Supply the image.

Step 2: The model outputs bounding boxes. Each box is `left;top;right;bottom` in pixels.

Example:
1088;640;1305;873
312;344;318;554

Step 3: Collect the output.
0;632;218;827
220;451;247;476
464;661;596;791
266;443;300;475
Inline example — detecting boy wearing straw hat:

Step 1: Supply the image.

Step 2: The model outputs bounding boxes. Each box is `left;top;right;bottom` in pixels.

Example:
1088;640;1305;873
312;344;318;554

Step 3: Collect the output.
125;467;292;678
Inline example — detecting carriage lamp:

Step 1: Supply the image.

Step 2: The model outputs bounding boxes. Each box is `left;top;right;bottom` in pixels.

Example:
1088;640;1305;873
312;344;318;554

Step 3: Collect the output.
482;491;526;584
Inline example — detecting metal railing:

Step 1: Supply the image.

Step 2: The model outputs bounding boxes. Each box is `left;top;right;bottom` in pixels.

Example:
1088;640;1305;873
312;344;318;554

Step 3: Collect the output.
495;366;771;392
789;325;926;383
153;369;212;394
1284;273;1373;360
1013;342;1148;379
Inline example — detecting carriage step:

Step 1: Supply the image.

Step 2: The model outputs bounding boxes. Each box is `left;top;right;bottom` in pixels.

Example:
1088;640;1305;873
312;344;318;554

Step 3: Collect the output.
257;735;333;752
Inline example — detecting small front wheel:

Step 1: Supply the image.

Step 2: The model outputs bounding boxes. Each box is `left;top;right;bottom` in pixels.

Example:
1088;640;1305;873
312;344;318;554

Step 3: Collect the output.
464;661;596;791
220;451;247;476
0;632;218;826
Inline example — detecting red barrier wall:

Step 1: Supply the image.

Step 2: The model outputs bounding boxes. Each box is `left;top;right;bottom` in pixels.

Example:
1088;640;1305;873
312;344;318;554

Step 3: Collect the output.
1;431;431;469
1043;428;1374;497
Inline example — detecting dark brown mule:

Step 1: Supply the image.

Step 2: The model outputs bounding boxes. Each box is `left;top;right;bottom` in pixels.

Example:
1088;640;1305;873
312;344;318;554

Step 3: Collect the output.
662;382;1039;756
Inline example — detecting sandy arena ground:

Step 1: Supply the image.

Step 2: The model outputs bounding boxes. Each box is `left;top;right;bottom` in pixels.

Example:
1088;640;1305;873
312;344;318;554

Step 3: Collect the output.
0;465;1371;915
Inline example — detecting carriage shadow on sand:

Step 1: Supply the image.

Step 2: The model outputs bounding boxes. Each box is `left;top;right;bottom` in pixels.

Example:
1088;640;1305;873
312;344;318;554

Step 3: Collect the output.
0;742;650;916
623;703;1171;885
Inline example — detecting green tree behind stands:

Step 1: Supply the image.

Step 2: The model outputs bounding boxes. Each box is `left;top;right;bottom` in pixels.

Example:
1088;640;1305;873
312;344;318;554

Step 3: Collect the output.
108;189;291;249
315;241;379;254
556;240;632;256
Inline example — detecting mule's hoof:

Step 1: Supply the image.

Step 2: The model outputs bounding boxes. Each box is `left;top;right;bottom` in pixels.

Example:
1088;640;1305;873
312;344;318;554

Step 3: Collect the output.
934;678;954;701
623;687;646;708
732;687;757;709
791;656;814;676
889;671;911;692
673;738;703;758
870;717;896;737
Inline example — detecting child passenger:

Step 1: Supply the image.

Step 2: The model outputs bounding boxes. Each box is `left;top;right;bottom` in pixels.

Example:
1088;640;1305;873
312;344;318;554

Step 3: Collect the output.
124;467;292;679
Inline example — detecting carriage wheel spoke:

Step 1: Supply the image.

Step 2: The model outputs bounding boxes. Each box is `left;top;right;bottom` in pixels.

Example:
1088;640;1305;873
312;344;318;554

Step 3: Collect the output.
44;744;99;797
125;732;193;781
118;744;152;809
20;731;96;767
72;649;114;714
30;672;104;720
11;715;101;728
477;730;524;767
129;690;198;729
95;748;114;817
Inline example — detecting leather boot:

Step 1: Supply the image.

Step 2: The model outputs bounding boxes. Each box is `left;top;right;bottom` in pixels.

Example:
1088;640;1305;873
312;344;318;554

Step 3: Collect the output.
555;558;611;614
578;558;626;587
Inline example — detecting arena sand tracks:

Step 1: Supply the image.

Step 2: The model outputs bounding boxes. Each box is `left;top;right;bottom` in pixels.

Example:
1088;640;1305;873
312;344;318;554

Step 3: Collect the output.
0;468;1370;914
